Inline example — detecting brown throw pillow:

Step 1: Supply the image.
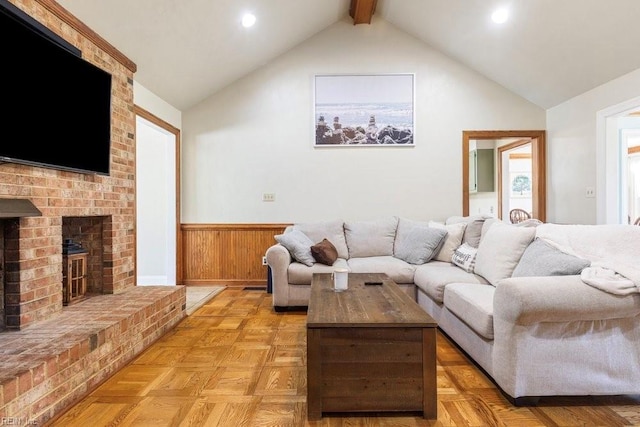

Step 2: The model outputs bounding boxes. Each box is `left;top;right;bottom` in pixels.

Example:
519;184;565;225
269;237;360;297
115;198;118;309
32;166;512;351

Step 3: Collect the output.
311;239;338;266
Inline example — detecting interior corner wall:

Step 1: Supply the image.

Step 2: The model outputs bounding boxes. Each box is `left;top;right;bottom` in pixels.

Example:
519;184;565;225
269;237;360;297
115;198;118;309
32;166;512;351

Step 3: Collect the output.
181;17;545;224
134;81;182;130
546;68;640;224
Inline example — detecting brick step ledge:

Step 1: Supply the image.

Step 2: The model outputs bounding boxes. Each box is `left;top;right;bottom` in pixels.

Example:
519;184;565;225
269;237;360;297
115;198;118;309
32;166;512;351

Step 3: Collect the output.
0;285;186;424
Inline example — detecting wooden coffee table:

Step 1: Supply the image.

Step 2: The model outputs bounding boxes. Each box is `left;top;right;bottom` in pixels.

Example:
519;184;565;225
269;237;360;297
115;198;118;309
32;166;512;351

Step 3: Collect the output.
306;272;437;420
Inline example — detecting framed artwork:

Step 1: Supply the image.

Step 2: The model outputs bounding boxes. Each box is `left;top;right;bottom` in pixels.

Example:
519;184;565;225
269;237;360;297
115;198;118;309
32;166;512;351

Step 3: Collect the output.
314;73;415;147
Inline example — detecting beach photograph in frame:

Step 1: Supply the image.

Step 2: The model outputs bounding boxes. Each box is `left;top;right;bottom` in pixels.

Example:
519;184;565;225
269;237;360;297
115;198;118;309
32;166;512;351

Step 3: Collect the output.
314;74;415;147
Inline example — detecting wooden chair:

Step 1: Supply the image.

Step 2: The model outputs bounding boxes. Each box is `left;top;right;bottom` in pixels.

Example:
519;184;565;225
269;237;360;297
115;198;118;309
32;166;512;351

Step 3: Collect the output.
509;208;531;224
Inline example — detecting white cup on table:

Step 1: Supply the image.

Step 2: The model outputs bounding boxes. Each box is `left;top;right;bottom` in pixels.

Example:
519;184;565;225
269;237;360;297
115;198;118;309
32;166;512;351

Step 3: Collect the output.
332;268;349;292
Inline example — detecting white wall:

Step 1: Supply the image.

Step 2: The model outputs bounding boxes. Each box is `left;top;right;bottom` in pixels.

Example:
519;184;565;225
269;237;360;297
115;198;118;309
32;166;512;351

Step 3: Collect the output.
181;17;545;224
547;68;640;224
134;81;182;129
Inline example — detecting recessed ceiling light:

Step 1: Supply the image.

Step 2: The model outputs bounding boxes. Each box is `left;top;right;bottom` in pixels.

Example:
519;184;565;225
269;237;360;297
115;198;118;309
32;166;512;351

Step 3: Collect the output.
242;13;256;28
491;8;509;24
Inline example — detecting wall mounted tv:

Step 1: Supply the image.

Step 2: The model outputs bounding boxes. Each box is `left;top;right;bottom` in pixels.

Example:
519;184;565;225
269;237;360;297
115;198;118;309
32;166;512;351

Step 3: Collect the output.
0;0;112;176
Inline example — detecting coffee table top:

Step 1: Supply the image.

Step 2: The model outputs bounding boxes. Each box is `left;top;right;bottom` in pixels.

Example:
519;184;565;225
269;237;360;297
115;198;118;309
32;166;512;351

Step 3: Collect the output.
307;272;436;328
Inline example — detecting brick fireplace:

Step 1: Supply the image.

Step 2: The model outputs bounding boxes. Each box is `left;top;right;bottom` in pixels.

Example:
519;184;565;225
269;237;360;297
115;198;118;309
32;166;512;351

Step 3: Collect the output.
0;1;186;424
1;214;117;330
0;0;137;330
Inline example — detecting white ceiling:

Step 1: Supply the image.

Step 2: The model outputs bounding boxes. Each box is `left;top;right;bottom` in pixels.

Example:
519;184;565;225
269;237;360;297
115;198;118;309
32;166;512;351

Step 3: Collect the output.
56;0;640;111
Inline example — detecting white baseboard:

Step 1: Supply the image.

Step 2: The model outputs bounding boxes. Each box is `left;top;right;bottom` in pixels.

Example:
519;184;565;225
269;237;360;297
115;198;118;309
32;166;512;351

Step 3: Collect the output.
137;276;174;286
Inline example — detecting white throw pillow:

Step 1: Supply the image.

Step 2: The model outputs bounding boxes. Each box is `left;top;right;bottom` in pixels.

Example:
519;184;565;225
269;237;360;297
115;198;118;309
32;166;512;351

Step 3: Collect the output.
274;229;315;267
474;221;535;285
394;218;448;265
345;217;398;258
429;221;466;262
451;243;478;273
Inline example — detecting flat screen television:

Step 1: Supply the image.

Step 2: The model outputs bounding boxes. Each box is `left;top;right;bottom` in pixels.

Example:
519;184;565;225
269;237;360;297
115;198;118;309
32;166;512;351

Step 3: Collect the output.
0;0;112;176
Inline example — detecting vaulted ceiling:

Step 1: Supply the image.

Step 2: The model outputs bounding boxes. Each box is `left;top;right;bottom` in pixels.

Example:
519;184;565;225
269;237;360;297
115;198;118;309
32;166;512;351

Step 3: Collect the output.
56;0;640;111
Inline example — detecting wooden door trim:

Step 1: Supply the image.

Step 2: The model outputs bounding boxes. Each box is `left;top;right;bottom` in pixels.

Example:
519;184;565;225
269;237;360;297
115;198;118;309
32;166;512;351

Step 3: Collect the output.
463;130;546;222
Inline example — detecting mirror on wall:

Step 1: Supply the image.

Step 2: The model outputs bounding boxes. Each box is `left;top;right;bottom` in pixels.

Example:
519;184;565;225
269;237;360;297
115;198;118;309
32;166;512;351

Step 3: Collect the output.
462;130;546;223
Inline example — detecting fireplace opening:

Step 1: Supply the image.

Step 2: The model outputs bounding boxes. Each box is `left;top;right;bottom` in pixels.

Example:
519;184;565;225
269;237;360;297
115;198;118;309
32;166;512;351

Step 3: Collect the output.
1;215;113;330
61;216;108;301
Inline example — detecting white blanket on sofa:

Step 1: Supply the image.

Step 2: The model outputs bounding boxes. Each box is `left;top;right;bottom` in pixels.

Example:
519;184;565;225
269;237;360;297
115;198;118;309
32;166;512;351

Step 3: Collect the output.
536;224;640;295
581;266;639;295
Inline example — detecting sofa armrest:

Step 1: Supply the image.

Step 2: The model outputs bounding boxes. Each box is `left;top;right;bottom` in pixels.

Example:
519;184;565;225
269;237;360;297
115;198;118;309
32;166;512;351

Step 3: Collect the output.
494;275;640;325
266;244;292;307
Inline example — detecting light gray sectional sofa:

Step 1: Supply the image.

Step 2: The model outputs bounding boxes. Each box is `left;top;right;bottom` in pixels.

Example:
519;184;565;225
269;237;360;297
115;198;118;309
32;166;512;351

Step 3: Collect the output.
265;215;640;403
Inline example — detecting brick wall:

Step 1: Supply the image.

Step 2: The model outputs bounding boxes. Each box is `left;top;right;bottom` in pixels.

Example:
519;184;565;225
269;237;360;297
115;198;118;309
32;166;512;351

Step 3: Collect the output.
1;0;136;329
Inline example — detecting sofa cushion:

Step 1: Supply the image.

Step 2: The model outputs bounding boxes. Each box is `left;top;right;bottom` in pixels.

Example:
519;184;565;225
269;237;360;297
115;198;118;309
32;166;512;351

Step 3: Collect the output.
414;261;489;303
311;238;338;266
534;223;640;286
444;283;495;339
474;221;535;285
347;256;415;284
274;229;315;267
293;220;349;259
287;258;350;285
394;218;448;265
345;217;398;258
514;218;543;228
429;221;466;262
445;215;492;248
512;238;591;277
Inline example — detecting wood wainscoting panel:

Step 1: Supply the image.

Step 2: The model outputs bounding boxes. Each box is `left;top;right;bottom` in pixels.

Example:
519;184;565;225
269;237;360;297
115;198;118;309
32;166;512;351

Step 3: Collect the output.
180;224;288;287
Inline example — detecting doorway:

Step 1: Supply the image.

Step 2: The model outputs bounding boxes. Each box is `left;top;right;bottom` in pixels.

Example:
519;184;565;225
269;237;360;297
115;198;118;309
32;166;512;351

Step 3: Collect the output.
135;106;181;286
597;99;640;224
622;129;640;224
462;130;546;222
497;140;533;222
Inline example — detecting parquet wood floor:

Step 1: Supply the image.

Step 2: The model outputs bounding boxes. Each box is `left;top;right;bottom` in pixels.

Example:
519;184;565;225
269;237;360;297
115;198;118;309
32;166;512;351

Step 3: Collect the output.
48;288;640;426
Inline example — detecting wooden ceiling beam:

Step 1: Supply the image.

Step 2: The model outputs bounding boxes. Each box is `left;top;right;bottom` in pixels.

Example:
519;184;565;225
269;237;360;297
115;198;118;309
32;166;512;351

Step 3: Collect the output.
349;0;377;25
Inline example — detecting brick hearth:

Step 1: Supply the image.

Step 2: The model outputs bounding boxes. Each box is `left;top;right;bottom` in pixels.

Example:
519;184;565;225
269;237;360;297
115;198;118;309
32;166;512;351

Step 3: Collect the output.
0;286;186;424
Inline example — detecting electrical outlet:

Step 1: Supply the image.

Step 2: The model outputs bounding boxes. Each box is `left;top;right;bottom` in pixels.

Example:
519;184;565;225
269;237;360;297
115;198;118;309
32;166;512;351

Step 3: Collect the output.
585;187;595;198
262;193;276;202
262;256;268;266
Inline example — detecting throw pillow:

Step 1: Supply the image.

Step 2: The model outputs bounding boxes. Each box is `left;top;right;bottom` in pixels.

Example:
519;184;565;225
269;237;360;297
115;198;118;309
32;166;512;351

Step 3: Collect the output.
512;238;591;277
344;217;398;258
429;221;466;262
451;243;478;273
311;238;338;266
394;219;448;265
473;221;536;285
293;220;348;259
274;229;315;267
445;215;492;248
514;218;543;228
